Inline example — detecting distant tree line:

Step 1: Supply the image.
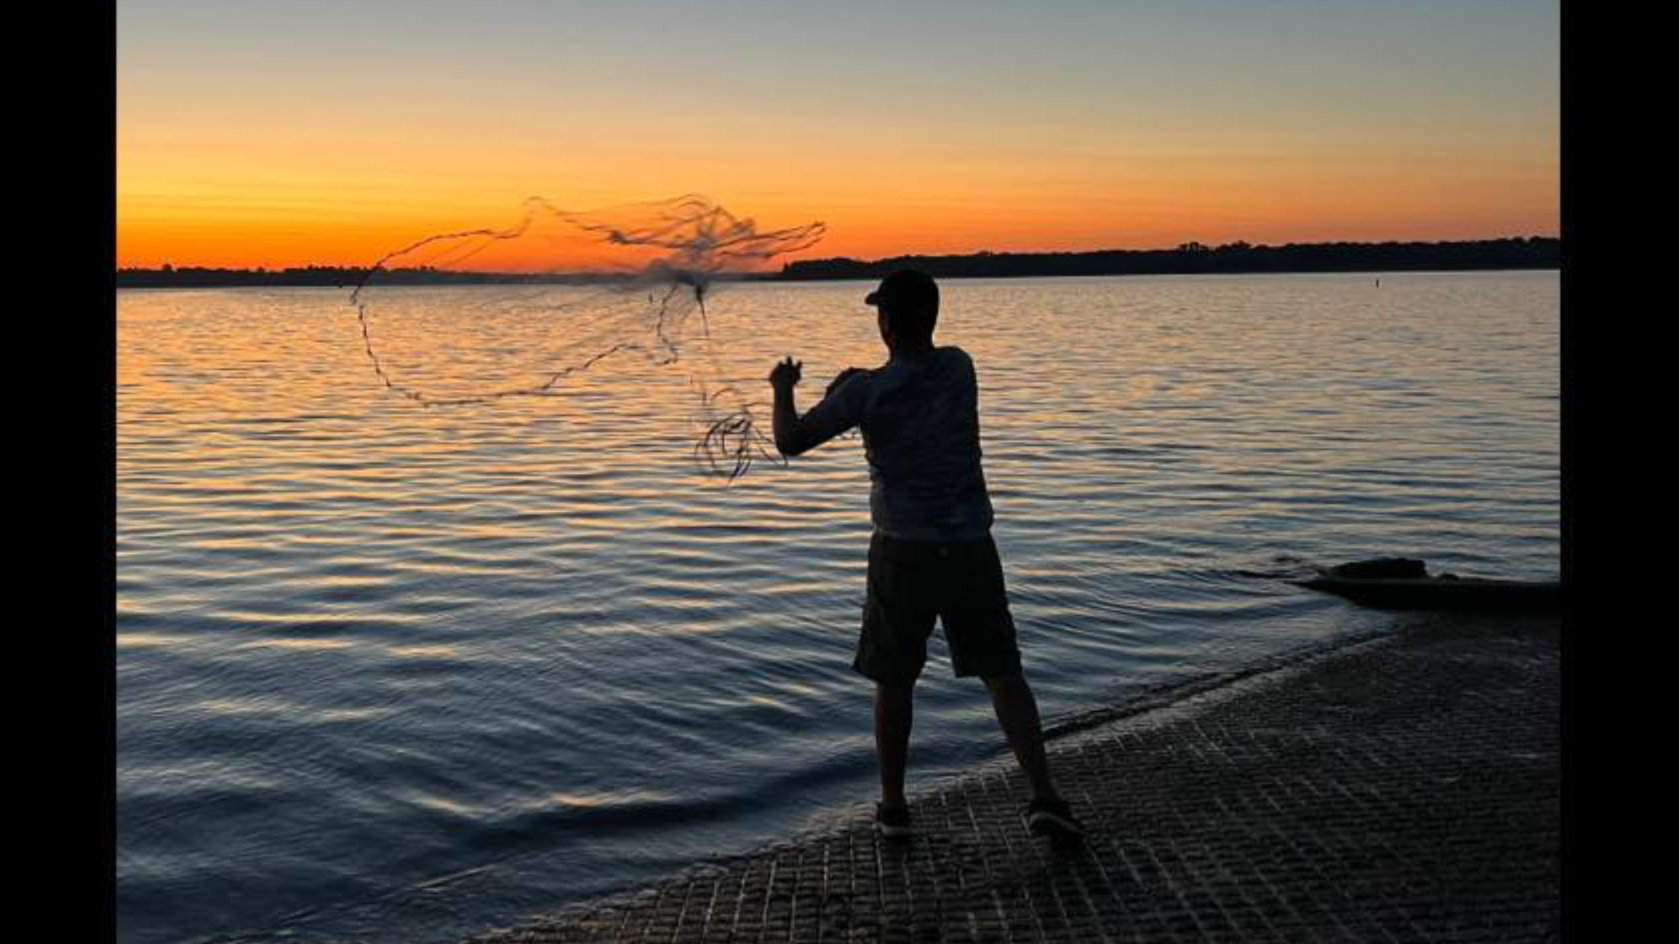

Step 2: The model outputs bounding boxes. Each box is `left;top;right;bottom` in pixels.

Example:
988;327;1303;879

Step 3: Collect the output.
118;237;1559;288
776;237;1560;281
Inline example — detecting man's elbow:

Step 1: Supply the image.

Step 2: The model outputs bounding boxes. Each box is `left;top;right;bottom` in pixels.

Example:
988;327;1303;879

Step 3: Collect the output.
775;433;812;458
775;421;819;457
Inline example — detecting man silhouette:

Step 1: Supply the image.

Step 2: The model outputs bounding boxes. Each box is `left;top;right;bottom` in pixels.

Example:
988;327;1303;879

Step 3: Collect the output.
768;269;1084;842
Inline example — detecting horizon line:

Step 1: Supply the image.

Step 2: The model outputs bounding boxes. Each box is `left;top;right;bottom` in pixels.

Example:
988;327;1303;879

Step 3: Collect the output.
118;234;1560;275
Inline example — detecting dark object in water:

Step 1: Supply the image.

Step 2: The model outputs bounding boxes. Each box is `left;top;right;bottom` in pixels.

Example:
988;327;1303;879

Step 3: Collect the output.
1297;558;1559;613
1324;558;1427;580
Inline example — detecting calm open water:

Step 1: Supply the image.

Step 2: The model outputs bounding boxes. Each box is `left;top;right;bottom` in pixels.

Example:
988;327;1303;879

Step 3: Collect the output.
117;272;1558;943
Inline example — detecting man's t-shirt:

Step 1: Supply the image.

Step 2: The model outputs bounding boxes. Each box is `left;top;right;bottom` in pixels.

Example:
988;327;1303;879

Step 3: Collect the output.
801;346;995;541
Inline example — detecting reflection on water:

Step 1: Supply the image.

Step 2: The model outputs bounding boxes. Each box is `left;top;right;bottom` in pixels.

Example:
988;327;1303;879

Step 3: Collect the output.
117;273;1558;944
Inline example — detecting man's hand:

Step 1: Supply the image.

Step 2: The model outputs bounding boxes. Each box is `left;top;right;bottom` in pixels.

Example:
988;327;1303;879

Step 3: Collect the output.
826;366;865;399
769;356;803;391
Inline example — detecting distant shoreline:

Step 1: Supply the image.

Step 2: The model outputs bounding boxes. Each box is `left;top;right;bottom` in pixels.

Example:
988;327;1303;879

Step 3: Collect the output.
117;236;1558;288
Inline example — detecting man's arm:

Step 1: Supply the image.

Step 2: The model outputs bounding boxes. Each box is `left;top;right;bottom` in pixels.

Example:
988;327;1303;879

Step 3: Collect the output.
768;356;816;457
772;381;815;457
768;358;862;458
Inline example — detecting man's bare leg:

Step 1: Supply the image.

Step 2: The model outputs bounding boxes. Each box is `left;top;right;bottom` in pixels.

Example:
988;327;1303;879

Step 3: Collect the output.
874;681;915;809
985;672;1061;802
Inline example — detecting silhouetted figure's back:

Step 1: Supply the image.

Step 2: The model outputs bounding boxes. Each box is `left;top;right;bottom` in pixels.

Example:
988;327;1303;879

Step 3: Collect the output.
808;347;993;541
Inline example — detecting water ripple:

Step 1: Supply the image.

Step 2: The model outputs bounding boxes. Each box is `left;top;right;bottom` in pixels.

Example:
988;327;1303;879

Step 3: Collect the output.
119;273;1557;944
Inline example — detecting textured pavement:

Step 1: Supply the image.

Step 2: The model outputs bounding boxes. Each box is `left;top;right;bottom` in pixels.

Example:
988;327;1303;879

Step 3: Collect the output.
474;613;1560;943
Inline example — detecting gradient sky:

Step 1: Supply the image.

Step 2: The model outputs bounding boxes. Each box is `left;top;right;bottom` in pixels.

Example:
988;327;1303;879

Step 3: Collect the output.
118;0;1559;269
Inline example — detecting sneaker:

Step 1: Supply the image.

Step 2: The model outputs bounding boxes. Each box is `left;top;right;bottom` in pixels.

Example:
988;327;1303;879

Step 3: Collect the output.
1023;797;1085;842
874;802;913;839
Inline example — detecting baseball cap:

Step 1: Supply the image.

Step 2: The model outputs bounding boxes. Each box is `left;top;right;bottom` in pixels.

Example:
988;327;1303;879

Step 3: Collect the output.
863;269;939;311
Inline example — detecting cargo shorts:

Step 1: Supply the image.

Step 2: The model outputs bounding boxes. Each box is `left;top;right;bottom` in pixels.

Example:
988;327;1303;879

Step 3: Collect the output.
853;531;1023;685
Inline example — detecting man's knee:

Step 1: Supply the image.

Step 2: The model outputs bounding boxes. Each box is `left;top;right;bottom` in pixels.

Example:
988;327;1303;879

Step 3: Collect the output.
875;680;917;702
983;670;1028;694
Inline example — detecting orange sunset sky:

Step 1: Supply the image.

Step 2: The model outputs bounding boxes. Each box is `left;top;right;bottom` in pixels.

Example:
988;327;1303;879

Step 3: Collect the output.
118;1;1559;270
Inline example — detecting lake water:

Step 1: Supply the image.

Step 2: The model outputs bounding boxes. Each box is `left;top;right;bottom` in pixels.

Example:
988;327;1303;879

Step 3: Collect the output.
117;272;1559;943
